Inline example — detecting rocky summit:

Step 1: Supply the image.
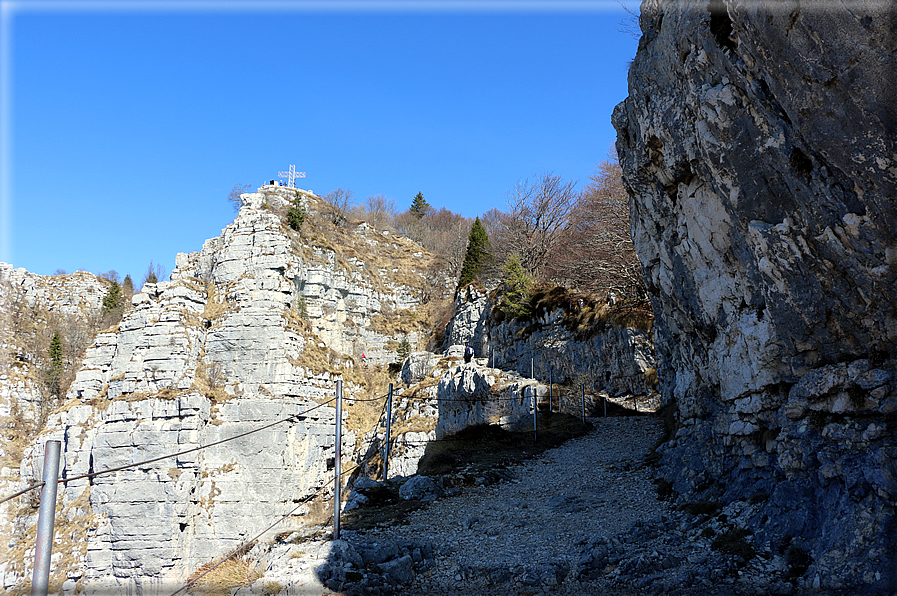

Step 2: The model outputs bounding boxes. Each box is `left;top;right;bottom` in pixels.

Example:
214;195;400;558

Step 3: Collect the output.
0;186;452;593
614;0;896;592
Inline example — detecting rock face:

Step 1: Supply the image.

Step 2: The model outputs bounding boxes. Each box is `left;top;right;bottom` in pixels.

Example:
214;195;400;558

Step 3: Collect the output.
614;0;896;591
1;186;446;592
355;350;553;480
445;285;656;396
0;265;108;421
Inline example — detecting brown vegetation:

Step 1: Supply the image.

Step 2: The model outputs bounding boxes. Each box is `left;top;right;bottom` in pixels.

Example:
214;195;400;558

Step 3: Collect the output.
480;152;648;306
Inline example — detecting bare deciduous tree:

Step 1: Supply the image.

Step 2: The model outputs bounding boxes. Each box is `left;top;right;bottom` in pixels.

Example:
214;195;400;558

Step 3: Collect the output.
322;188;355;227
228;183;252;212
551;155;646;300
488;173;577;281
362;195;397;231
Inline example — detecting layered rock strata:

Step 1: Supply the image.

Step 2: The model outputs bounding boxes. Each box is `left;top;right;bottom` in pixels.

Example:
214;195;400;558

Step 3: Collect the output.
614;0;896;590
2;186;444;592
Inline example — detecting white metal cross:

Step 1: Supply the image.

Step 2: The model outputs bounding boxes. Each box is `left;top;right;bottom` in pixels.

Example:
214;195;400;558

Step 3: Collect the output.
278;164;306;188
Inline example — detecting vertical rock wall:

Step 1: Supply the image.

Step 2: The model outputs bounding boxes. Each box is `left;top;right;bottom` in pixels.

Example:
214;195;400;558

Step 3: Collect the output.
613;0;896;590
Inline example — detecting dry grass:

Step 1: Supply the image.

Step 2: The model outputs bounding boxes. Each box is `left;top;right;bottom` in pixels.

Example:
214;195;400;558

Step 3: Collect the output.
193;355;230;402
289;195;446;313
186;557;263;595
369;307;420;337
202;281;228;323
1;486;97;596
341;364;394;436
503;286;654;338
0;401;37;469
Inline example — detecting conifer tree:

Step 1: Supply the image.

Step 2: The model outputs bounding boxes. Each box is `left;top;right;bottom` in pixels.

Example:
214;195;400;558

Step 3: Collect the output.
46;331;64;396
456;217;491;291
287;196;306;231
122;275;134;298
498;255;534;320
103;281;123;313
410;192;430;219
397;335;412;363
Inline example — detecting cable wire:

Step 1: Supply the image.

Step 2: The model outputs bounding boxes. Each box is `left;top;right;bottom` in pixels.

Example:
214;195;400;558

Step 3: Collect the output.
0;397;336;505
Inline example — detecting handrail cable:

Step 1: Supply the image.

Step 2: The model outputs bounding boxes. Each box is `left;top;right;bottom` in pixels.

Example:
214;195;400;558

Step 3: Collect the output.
0;397;336;506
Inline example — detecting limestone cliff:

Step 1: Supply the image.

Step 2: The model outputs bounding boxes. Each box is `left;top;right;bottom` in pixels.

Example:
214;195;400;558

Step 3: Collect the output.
1;185;449;593
614;0;896;590
445;285;656;397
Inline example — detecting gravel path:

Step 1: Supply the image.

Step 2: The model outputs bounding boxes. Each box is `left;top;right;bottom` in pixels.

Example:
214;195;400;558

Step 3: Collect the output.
245;414;806;595
361;415;669;594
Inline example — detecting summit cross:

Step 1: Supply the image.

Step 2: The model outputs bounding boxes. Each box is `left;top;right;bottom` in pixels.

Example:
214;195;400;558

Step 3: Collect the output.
278;164;306;188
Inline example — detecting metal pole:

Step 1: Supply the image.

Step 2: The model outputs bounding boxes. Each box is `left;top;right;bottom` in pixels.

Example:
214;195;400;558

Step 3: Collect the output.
581;385;586;422
31;440;61;596
532;393;537;442
603;393;607;417
333;381;342;540
383;383;393;481
549;367;553;413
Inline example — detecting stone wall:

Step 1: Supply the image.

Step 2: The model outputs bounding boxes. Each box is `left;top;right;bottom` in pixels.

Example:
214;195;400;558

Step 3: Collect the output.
613;0;896;590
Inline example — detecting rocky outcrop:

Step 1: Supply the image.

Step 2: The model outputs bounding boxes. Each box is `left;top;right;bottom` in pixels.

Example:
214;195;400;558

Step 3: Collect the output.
1;185;447;592
446;285;656;396
614;0;896;591
435;362;545;438
0;265;108;422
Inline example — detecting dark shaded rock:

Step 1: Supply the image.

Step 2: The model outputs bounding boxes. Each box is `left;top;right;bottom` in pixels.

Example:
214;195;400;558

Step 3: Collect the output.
614;0;896;592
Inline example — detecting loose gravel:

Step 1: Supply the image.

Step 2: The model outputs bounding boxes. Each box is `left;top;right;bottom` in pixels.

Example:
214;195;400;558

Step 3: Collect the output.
360;415;667;595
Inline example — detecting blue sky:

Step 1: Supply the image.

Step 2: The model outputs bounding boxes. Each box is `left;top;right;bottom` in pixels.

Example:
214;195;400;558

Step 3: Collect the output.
1;0;639;281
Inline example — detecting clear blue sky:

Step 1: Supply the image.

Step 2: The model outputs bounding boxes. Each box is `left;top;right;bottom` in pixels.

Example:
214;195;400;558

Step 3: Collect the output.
1;0;639;281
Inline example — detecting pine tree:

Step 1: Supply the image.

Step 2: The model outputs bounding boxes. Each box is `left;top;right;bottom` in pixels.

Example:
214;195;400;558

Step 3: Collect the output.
397;335;412;363
49;331;63;371
498;255;534;320
287;196;306;231
456;217;491;291
410;192;430;219
46;331;64;396
103;281;123;313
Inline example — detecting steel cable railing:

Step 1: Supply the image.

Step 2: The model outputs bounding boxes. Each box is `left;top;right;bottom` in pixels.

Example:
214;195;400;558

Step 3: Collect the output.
0;397;337;506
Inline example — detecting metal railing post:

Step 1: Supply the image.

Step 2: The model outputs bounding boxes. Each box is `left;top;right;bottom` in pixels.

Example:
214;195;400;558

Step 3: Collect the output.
333;381;342;540
31;440;61;596
549;367;553;412
532;392;538;443
383;383;393;481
